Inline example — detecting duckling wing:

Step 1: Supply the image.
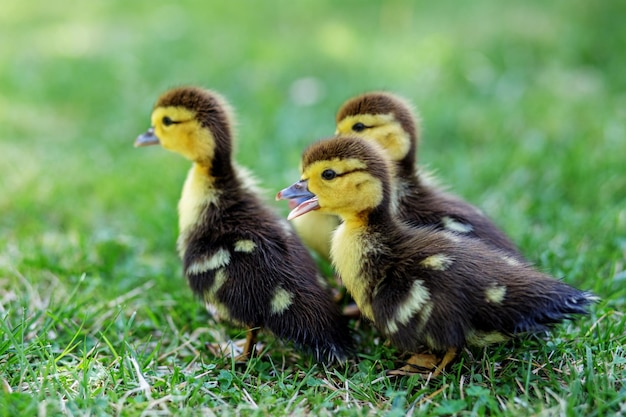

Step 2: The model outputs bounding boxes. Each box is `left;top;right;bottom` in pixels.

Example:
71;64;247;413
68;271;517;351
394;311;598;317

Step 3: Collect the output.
399;176;524;260
370;230;595;352
370;261;472;353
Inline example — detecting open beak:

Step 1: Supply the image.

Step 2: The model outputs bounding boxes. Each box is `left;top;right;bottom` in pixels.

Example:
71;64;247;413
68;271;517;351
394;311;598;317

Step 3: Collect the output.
134;127;160;147
276;180;320;220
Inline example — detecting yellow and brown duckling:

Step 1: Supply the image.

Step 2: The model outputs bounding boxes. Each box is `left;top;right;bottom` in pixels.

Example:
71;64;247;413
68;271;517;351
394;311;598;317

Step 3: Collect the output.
335;91;524;260
278;136;596;376
288;92;526;317
134;86;353;363
290;92;524;263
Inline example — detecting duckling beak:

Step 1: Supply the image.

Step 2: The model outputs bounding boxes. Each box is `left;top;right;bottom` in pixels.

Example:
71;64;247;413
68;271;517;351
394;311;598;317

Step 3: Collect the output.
134;127;160;147
276;180;320;220
286;197;320;220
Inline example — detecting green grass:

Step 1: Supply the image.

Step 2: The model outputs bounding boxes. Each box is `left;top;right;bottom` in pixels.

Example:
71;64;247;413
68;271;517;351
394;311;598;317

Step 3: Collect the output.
1;0;625;415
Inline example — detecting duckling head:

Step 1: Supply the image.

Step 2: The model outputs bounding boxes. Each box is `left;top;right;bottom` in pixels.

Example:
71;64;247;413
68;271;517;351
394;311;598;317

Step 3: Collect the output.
135;87;235;170
278;137;393;222
335;92;420;176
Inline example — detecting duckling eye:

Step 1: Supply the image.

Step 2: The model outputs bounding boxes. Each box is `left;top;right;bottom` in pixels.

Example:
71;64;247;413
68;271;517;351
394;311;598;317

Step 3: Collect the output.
321;169;337;180
352;122;367;132
162;116;175;126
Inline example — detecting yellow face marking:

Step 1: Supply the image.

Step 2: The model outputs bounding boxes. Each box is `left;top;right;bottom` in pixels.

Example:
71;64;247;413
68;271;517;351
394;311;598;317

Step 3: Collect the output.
270;287;294;314
420;254;453;271
186;248;231;275
441;216;474;234
485;284;507;304
151;106;216;163
234;240;256;253
336;114;410;162
303;158;383;223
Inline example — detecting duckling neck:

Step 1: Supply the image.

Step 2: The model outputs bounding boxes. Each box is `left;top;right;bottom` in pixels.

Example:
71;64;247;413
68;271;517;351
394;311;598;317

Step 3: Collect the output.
396;158;416;180
177;162;237;256
368;204;394;226
331;206;393;321
209;149;235;179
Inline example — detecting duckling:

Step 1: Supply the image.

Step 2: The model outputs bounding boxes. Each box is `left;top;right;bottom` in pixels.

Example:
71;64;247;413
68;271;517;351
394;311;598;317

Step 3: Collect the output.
289;92;524;262
134;86;353;363
334;92;524;260
278;136;596;376
287;92;525;317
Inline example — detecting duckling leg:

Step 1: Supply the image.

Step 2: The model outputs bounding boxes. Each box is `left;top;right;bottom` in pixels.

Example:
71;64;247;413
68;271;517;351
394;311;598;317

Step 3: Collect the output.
387;353;439;376
233;327;259;363
434;347;458;376
387;347;458;377
206;327;260;363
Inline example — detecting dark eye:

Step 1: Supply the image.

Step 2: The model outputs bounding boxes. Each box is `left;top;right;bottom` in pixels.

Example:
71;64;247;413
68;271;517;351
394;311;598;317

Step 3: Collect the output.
321;169;337;180
352;122;367;132
163;116;174;126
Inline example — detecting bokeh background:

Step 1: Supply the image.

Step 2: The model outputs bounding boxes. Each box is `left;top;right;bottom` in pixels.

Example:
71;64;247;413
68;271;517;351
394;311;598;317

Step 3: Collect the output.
1;0;624;415
2;1;624;257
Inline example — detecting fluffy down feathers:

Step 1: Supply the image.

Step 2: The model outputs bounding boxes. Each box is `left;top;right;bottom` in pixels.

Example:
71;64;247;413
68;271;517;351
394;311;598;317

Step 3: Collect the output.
280;136;595;357
136;87;353;363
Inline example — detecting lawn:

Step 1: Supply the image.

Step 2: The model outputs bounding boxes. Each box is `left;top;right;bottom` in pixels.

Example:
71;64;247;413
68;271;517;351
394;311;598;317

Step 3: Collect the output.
1;0;625;415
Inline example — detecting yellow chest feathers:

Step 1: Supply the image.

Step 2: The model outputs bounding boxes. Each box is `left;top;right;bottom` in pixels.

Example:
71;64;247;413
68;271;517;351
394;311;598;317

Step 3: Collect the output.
177;164;220;256
330;222;376;320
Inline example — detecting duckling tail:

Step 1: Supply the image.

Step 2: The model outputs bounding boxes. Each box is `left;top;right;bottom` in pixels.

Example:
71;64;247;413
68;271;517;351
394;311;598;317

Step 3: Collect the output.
513;286;598;334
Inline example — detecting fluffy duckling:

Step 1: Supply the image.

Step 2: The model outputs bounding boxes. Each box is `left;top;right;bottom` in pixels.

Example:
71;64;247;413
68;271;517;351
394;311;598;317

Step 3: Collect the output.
289;92;525;317
134;87;353;363
291;92;523;262
334;92;524;260
278;136;595;376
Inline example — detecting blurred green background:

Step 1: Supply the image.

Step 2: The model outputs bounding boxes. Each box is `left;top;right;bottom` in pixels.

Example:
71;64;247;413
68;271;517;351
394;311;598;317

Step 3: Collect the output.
2;0;624;284
1;0;625;414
